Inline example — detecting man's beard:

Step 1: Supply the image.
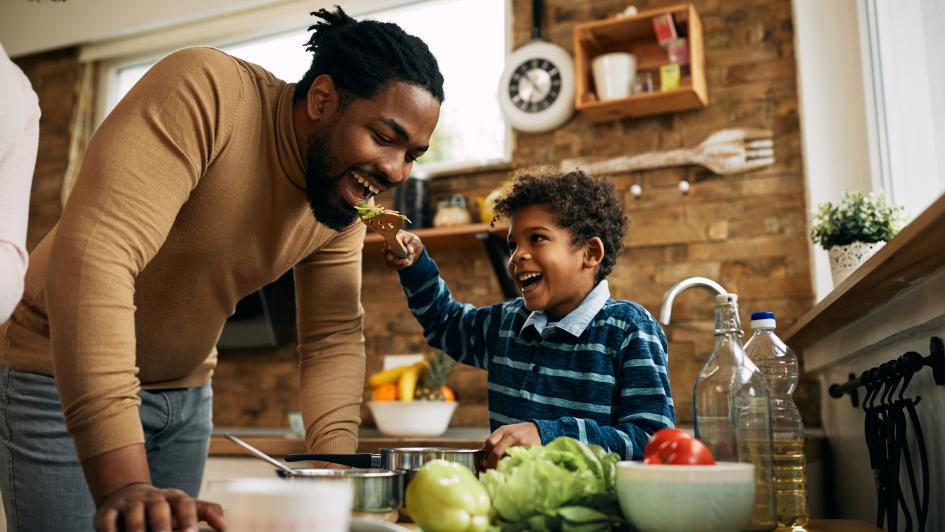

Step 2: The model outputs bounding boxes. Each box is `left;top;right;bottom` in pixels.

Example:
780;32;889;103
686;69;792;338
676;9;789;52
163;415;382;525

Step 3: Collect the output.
304;133;358;231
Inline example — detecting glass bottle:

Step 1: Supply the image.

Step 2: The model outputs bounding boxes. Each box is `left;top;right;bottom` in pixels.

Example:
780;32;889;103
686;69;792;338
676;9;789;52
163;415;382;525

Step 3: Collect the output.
693;294;775;529
745;312;809;531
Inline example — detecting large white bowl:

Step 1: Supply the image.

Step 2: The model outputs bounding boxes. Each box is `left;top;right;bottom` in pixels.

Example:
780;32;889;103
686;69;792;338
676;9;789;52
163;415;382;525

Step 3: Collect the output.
616;461;755;532
367;401;457;437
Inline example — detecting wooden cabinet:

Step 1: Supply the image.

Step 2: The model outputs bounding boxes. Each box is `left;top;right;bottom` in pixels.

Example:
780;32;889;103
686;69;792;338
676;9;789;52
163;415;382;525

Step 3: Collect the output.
573;3;708;122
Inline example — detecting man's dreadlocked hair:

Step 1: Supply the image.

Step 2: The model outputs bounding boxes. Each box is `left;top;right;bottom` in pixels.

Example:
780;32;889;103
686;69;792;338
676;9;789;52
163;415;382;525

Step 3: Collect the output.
294;6;445;103
493;170;629;283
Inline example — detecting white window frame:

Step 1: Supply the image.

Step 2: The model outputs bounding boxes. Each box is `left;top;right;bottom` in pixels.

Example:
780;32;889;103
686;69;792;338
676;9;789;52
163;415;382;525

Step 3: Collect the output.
794;0;945;301
857;0;944;220
85;0;512;177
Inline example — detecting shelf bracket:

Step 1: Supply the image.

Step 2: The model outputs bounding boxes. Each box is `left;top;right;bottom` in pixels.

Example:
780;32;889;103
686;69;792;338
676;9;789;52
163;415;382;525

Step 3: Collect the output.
477;232;518;299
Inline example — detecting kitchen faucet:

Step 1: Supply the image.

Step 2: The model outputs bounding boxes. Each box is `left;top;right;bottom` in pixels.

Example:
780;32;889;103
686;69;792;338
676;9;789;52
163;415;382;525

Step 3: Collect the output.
659;276;729;326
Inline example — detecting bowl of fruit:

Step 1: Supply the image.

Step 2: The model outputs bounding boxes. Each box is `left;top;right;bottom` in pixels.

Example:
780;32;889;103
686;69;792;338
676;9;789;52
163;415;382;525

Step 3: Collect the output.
616;429;756;532
366;352;458;437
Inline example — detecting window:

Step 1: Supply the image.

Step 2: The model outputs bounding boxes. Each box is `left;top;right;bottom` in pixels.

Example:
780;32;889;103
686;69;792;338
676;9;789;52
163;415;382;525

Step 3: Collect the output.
861;0;945;219
104;0;509;174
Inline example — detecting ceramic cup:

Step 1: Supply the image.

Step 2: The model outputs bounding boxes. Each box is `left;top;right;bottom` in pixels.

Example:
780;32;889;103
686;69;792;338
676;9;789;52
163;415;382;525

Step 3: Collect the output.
591;52;637;100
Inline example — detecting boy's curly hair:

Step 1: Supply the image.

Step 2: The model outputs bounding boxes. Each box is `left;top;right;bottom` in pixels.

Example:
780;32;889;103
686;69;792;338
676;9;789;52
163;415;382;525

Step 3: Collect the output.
493;170;629;282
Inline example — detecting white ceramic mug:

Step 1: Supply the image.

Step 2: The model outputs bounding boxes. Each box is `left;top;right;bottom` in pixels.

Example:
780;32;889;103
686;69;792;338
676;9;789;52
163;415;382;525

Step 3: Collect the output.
591;52;637;100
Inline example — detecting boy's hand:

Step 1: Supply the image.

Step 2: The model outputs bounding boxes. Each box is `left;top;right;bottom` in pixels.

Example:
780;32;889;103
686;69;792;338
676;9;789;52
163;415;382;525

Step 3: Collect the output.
481;422;541;469
383;230;424;269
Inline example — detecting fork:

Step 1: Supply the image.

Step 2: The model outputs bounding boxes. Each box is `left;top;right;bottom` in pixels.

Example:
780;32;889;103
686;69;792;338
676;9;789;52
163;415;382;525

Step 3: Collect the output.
561;128;775;176
368;212;409;259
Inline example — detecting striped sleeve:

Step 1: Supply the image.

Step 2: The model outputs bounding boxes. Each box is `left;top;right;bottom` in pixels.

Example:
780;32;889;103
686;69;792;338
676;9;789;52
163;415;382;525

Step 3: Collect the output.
396;250;501;369
533;310;675;459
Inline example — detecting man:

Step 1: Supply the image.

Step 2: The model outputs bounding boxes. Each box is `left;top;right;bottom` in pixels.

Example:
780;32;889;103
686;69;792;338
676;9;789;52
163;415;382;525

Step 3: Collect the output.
0;7;442;532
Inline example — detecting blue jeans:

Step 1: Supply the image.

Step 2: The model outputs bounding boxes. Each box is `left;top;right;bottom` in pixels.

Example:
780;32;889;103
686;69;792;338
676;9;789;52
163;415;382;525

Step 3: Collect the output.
0;365;213;531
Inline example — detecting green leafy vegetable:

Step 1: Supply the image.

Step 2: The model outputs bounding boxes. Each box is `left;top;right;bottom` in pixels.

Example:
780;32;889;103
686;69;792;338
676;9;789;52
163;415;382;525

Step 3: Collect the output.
478;437;626;531
354;202;410;223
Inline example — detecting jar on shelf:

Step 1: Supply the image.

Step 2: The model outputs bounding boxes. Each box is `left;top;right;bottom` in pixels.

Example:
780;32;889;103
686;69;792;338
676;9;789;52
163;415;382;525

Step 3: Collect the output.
433;195;471;227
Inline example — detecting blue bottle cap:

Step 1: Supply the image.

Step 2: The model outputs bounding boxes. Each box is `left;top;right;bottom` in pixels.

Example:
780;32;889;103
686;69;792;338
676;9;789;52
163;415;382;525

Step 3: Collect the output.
751;311;775;320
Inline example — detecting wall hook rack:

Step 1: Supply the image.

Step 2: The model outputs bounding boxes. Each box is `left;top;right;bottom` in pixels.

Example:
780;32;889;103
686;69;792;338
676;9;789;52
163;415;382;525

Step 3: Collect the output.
828;336;945;408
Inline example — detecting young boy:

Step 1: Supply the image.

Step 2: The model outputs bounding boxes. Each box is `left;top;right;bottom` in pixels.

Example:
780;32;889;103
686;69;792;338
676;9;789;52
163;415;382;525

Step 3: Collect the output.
383;170;674;467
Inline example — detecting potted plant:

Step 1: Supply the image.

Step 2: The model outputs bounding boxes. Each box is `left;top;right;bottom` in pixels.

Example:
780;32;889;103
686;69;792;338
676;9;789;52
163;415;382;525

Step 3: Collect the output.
810;191;904;285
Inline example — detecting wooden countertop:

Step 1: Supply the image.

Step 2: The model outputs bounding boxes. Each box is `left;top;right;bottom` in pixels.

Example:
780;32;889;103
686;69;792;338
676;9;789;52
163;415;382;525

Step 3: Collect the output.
784;193;945;351
209;427;490;458
395;518;878;531
210;427;826;463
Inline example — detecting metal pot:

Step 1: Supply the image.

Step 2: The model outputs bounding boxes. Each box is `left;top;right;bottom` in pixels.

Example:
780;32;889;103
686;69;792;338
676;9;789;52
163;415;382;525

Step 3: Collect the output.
286;447;484;486
276;468;404;522
223;434;406;521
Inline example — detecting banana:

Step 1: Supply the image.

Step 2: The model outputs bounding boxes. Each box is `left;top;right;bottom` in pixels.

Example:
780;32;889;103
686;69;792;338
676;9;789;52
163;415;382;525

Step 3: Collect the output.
368;360;427;388
368;363;414;387
397;363;426;402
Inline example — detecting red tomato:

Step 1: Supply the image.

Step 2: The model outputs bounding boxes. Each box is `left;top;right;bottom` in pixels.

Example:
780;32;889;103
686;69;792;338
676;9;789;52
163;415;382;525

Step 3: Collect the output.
643;429;715;465
660;437;715;465
643;428;693;459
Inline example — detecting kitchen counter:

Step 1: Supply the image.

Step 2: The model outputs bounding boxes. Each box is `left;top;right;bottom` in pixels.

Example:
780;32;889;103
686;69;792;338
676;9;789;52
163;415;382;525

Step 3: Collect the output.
394;520;880;531
210;426;826;463
209;427;491;457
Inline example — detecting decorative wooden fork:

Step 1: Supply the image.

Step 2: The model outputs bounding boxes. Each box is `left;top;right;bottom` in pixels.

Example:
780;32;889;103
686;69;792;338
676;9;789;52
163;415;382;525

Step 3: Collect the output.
368;212;409;259
561;127;775;176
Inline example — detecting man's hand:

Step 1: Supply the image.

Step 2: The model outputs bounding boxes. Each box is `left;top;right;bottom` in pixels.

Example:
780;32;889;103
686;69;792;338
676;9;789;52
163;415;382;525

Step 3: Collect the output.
93;483;226;532
383;230;424;270
481;422;542;469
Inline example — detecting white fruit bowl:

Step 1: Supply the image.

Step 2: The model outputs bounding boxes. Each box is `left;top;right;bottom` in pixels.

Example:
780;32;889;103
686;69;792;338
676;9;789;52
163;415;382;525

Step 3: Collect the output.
616;461;756;532
367;401;458;437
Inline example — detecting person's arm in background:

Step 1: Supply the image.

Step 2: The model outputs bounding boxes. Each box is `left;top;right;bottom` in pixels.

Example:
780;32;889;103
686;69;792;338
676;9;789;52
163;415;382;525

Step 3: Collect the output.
533;311;675;459
0;43;40;323
293;221;368;455
45;48;237;531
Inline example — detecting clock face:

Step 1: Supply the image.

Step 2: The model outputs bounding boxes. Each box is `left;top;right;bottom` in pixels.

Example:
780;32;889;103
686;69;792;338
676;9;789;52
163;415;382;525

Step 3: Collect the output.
508;58;562;113
498;40;575;133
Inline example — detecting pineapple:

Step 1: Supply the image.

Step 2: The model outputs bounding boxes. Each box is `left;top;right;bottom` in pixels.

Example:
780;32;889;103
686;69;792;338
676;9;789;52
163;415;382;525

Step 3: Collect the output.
414;351;456;401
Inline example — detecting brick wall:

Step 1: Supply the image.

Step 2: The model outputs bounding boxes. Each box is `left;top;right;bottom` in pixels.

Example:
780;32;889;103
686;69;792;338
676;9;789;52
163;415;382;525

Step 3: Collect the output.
13;47;78;249
15;0;820;431
358;0;820;428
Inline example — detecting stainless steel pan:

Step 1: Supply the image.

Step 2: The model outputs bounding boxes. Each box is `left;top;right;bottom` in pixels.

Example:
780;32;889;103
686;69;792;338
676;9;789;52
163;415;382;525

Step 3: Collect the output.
224;434;404;519
285;447;484;486
277;468;403;522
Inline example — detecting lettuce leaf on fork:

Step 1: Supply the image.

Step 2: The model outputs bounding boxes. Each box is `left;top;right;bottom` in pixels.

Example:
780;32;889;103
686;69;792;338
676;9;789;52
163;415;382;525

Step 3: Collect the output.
354;201;410;223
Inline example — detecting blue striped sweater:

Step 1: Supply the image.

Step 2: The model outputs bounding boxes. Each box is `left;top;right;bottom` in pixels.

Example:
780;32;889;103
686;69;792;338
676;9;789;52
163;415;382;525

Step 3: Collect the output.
397;251;675;459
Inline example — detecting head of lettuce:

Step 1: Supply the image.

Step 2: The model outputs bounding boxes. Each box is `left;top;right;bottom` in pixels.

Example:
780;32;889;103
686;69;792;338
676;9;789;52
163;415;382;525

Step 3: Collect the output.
479;436;626;531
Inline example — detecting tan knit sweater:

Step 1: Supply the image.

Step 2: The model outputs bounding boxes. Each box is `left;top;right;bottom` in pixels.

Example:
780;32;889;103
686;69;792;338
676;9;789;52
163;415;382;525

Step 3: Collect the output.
1;47;366;461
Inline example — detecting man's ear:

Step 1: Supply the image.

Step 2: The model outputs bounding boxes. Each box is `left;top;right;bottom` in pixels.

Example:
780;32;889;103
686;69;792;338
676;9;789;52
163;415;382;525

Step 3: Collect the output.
306;74;339;121
583;237;605;272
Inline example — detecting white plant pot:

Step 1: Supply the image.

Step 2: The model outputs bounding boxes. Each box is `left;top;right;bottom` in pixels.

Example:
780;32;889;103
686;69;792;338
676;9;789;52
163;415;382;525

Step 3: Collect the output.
827;241;886;285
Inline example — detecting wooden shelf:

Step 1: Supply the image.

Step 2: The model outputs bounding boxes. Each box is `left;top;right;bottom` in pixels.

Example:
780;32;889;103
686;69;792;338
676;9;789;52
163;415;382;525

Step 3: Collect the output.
573;3;708;122
784;193;945;351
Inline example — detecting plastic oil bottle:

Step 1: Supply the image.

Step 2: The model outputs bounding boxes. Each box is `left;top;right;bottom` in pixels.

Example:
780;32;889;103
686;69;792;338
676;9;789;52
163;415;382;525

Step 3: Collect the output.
693;294;775;530
745;311;809;530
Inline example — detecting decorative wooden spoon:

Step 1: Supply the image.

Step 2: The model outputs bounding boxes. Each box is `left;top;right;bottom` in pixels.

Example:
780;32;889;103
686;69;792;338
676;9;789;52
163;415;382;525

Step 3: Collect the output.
368;212;409;259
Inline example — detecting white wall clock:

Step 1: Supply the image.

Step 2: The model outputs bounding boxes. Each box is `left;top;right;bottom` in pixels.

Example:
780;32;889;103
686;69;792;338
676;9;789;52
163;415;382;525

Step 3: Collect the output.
498;0;575;133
